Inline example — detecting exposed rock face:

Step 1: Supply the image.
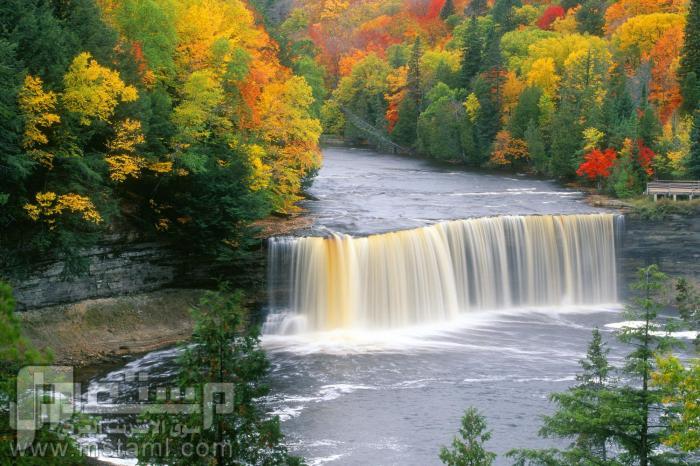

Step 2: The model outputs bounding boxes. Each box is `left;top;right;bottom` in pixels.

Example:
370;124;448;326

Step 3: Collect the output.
8;214;699;311
619;214;700;291
9;239;217;311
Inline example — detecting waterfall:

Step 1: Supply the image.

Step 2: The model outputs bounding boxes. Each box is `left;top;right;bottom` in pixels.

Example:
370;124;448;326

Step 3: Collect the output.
265;213;619;334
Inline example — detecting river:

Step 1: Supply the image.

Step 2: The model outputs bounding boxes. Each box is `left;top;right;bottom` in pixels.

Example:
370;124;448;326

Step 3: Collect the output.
83;146;683;465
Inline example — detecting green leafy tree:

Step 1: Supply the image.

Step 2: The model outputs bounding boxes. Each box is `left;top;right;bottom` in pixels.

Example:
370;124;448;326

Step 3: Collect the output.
293;56;328;118
333;53;390;140
653;356;700;453
417;83;467;160
135;288;304;465
114;0;178;81
439;407;496;466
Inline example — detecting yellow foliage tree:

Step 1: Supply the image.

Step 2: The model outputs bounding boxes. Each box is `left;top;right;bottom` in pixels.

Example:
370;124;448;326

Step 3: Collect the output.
525;33;608;75
257;76;322;212
464;93;480;123
172;70;228;146
613;13;686;62
63;52;138;125
527;57;560;97
174;0;262;73
245;144;271;192
24;191;102;228
552;7;579;34
17;75;61;168
105;119;146;182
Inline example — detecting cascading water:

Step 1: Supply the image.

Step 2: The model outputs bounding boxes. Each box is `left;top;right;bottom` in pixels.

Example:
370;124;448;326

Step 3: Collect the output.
265;213;620;334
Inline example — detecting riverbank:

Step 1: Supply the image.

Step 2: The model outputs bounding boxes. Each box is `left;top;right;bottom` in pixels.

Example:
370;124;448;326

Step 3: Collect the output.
18;288;203;366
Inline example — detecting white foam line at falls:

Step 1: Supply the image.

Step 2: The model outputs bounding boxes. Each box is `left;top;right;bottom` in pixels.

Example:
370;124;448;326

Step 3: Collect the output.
265;213;621;335
262;304;623;355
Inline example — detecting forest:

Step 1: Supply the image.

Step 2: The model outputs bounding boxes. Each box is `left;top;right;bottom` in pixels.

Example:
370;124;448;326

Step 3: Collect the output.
3;0;700;276
0;0;322;276
271;0;700;190
1;1;700;465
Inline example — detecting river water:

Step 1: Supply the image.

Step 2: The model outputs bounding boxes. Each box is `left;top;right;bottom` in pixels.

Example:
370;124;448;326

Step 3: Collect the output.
297;146;599;236
262;146;624;465
84;146;684;465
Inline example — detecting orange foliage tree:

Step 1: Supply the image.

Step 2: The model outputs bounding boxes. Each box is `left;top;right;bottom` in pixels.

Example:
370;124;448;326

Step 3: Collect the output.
490;131;529;167
649;25;684;122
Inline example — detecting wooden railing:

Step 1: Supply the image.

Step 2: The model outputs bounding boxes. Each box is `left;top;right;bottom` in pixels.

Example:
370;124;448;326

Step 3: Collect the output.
339;105;412;154
646;180;700;200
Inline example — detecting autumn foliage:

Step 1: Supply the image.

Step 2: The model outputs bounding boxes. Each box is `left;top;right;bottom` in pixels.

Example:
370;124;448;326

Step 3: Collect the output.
537;6;565;30
577;149;618;180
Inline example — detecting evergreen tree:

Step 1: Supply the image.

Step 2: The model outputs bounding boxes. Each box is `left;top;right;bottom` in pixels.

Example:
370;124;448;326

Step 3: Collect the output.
602;69;635;149
491;0;522;32
392;97;420;147
509;266;690;466
680;0;700;112
440;0;455;20
615;266;680;466
135;288;304;465
576;0;605;36
0;40;21;158
680;72;700;114
439;407;496;466
509;87;542;140
459;17;483;90
675;278;699;348
524;120;547;174
680;0;700;86
465;0;488;18
638;104;662;150
480;26;503;74
550;104;581;179
509;328;616;464
473;76;502;164
407;36;423;102
688;110;700;178
393;37;423;147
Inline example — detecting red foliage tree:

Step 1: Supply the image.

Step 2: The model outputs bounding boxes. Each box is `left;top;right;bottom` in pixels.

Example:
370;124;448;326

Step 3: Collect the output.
637;141;656;177
537;5;565;30
577;148;618;181
426;0;446;20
